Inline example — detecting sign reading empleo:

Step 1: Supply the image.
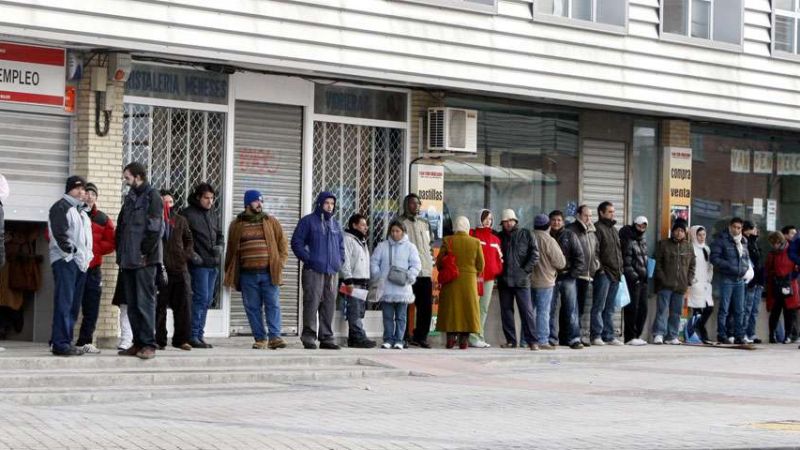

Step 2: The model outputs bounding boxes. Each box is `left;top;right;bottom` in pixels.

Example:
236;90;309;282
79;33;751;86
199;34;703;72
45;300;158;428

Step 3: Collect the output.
0;42;65;107
661;146;693;237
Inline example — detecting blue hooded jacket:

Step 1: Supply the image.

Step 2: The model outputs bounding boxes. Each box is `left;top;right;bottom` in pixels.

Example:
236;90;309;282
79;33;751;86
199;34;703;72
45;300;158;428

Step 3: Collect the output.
291;191;345;274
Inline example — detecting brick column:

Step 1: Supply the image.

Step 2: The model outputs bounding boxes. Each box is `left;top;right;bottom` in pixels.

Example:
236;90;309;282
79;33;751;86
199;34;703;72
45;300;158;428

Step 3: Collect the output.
73;58;125;349
659;119;692;239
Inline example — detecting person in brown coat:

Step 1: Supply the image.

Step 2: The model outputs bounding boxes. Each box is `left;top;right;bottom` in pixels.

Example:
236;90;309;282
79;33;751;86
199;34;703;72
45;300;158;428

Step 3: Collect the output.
224;190;289;350
155;189;194;351
436;216;484;349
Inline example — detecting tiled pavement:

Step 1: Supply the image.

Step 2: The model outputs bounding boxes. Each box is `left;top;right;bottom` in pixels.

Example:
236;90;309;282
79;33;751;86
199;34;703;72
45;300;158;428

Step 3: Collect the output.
0;339;799;449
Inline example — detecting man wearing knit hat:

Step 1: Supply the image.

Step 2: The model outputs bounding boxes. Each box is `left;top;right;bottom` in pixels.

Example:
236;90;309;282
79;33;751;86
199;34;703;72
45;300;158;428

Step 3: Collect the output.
531;214;565;350
74;182;116;354
48;175;93;356
652;218;695;345
224;190;288;349
497;208;539;349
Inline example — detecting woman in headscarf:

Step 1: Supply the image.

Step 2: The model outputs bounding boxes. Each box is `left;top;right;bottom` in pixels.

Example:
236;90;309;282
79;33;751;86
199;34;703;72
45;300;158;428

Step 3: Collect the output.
688;225;714;343
436;216;485;349
468;209;503;348
765;231;799;343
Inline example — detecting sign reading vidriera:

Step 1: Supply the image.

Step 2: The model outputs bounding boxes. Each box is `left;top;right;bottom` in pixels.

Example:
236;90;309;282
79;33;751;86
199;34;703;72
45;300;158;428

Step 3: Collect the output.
0;42;66;107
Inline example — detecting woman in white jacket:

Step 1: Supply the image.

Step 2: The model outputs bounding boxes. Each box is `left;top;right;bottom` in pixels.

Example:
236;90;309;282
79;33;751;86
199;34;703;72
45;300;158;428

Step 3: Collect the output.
688;225;714;343
370;220;421;349
340;214;376;348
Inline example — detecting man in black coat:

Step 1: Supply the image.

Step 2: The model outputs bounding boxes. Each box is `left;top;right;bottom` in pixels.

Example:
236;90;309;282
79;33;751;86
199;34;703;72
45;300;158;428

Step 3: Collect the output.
742;221;764;343
497;209;539;349
549;210;585;349
619;216;650;345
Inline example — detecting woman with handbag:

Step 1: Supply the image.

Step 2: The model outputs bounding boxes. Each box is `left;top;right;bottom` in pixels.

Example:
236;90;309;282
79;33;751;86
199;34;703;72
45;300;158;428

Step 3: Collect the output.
436;216;485;349
765;231;799;343
370;220;422;350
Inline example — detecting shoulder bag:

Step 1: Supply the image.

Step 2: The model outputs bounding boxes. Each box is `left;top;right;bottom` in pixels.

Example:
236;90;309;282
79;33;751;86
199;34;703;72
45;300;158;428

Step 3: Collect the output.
437;239;459;285
387;243;409;286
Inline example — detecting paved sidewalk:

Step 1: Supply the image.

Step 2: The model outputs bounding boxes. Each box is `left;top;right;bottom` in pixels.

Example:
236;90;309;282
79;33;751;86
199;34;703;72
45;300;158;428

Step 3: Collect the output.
0;340;799;449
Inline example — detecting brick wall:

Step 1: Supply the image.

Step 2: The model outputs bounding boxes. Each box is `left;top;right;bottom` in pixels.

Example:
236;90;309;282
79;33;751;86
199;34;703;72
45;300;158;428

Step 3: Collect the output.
661;119;691;148
73;58;125;348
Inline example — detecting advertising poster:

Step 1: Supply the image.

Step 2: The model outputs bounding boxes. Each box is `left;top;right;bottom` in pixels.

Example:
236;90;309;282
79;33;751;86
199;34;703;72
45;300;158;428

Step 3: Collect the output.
661;147;693;238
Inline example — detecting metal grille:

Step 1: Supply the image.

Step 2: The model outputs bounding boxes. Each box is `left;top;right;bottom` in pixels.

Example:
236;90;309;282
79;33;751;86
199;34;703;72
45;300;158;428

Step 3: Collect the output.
122;104;225;214
312;122;404;250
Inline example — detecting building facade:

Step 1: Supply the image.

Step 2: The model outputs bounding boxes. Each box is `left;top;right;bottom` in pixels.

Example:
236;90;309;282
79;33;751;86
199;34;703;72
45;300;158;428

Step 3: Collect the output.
0;0;797;344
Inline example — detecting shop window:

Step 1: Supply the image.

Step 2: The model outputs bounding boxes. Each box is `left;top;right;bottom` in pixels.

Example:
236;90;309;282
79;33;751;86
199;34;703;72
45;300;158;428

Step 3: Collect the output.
631;122;660;255
774;0;800;55
535;0;628;29
661;0;742;46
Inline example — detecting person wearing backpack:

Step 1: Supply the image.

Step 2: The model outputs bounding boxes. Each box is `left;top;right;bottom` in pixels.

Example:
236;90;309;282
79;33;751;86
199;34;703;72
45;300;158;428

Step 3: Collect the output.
370;220;421;350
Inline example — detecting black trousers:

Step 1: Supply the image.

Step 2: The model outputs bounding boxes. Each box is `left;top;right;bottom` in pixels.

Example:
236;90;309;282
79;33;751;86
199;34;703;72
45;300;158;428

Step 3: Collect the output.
119;266;157;349
769;296;797;342
623;279;649;342
691;306;714;342
409;277;433;343
156;270;192;347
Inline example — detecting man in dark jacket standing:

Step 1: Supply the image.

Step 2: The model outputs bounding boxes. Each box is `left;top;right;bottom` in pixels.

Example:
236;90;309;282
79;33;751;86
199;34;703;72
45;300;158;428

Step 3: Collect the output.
619;216;649;346
652;219;695;345
592;201;624;346
711;217;751;344
156;190;194;351
116;162;163;360
566;205;600;346
181;183;224;349
497;209;539;349
74;183;116;354
292;191;345;350
742;221;764;343
548;210;585;349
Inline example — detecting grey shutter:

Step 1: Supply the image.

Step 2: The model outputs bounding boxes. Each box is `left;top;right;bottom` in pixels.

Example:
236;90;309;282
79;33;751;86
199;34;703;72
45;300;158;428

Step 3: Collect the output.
231;101;303;335
0;109;70;221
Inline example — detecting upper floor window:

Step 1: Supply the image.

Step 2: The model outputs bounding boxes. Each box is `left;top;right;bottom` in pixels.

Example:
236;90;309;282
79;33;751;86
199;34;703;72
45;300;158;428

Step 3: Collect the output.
661;0;742;45
535;0;627;27
774;0;800;54
396;0;497;13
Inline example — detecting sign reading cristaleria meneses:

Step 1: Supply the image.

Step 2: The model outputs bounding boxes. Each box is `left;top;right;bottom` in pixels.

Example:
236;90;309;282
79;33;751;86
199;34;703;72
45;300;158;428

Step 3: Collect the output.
0;41;65;107
125;63;228;104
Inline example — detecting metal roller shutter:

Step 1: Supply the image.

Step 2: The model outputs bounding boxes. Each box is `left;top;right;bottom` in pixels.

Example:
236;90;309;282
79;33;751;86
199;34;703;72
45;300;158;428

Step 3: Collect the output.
0;109;70;221
231;101;303;335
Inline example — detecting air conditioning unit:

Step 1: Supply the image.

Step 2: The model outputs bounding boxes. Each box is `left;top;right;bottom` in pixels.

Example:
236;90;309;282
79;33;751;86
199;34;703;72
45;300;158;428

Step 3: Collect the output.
427;107;478;153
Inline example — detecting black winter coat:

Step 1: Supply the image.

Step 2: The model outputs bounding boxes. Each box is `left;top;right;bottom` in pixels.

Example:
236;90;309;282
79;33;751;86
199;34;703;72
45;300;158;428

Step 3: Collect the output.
116;182;163;269
619;224;648;283
181;198;224;268
551;227;585;280
746;235;764;287
497;226;539;288
594;218;623;281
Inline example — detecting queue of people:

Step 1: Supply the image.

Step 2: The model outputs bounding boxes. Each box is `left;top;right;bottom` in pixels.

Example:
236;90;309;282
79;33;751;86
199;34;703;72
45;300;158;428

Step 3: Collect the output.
8;165;799;358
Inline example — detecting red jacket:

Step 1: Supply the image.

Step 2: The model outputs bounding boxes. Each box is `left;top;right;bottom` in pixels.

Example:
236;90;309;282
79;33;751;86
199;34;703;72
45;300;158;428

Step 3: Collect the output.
765;244;800;312
470;227;503;281
89;206;116;268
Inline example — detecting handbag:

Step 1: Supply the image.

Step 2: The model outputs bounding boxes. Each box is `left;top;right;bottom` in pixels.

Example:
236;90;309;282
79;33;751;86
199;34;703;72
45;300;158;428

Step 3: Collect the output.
437;239;459;285
9;241;43;292
387;243;409;286
614;274;631;310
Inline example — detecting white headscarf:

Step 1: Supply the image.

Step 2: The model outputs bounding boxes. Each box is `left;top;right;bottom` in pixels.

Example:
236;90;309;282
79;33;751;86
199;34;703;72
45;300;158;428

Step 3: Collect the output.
689;225;709;260
454;216;470;233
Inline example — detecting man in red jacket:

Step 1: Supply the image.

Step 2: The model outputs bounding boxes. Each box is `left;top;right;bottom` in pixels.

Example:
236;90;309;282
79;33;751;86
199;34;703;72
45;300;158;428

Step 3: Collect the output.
75;183;116;353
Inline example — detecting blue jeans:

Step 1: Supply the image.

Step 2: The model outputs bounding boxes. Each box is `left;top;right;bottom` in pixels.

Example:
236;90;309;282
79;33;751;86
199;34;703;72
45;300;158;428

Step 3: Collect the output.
345;295;367;341
717;279;746;340
239;271;282;341
531;287;554;345
744;285;763;339
653;290;683;340
382;302;407;345
51;259;87;353
550;278;581;345
190;266;218;341
590;272;619;342
76;266;102;346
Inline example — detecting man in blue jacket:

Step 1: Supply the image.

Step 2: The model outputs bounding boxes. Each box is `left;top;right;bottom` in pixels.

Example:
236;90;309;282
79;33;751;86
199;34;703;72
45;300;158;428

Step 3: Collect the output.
710;217;751;345
291;192;345;350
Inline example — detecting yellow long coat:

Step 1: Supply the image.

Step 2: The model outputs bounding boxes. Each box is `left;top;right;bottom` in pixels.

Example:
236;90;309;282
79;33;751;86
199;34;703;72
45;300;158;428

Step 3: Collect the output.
435;231;485;333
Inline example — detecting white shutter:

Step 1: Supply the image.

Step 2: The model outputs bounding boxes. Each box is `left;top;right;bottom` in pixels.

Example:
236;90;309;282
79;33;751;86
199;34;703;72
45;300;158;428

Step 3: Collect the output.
0;109;70;221
581;139;627;224
231;101;303;335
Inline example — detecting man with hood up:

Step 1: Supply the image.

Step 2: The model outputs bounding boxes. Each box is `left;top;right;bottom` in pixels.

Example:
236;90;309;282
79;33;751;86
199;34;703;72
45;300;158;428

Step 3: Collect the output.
292;191;345;350
619;216;649;345
400;193;435;348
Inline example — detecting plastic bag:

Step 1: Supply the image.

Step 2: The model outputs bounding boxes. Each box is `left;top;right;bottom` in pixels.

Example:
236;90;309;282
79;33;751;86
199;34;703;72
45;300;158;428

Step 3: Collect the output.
614;274;631;309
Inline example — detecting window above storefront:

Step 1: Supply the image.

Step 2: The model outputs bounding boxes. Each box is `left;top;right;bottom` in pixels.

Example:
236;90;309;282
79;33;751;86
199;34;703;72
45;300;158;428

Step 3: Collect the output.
773;0;800;56
534;0;628;33
660;0;743;49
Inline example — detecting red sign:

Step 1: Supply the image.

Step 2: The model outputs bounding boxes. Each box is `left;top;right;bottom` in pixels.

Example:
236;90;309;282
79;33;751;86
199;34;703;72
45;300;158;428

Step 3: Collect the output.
0;42;66;107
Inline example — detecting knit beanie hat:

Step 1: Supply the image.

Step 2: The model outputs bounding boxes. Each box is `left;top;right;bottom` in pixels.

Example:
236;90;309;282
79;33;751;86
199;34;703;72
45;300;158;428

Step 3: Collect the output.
65;175;86;194
534;213;550;230
85;182;99;196
244;189;262;207
672;218;688;233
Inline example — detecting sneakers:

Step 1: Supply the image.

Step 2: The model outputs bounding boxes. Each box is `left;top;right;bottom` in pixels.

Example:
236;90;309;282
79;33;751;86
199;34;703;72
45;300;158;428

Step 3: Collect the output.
727;337;735;344
80;343;101;354
742;337;754;345
626;338;648;346
252;340;269;350
591;338;606;346
136;347;156;359
665;338;681;345
469;341;491;348
319;341;341;350
268;337;287;349
392;343;404;350
381;342;392;349
606;338;624;346
569;341;584;350
653;335;664;345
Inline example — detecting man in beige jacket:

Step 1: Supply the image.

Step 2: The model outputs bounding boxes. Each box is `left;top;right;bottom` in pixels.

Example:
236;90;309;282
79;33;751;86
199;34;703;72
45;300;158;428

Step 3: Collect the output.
531;214;565;350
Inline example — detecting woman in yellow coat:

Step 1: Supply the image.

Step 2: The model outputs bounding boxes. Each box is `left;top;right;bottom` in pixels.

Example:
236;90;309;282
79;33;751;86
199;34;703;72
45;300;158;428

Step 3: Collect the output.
436;216;485;349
